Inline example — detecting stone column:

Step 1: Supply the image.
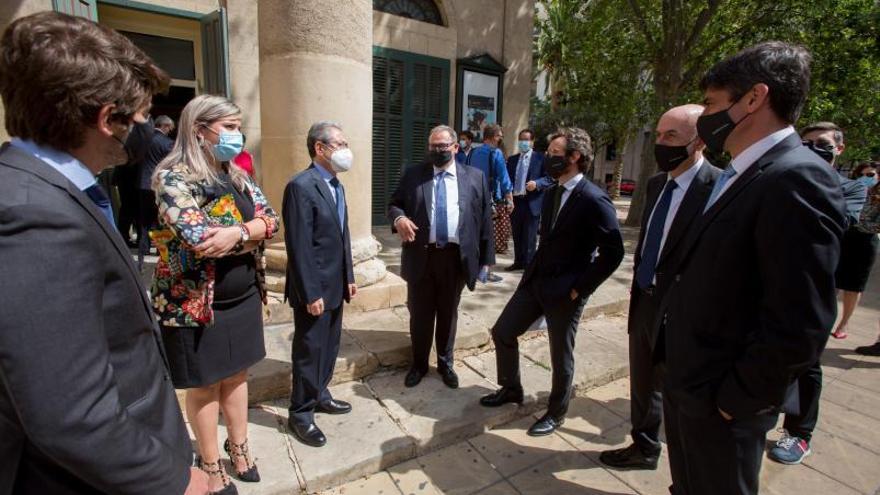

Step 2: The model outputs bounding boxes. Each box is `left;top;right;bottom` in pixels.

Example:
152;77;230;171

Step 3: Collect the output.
258;0;386;287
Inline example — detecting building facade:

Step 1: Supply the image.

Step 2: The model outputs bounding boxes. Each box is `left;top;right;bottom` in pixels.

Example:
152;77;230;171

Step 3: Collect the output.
0;0;537;289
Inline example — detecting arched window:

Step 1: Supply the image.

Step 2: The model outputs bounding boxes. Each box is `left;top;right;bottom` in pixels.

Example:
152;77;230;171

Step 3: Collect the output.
373;0;444;26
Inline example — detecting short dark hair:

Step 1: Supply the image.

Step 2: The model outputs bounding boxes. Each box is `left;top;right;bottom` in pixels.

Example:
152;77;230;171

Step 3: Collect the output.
547;127;594;173
483;124;503;141
700;41;811;124
852;162;876;179
460;130;474;141
800;121;844;145
518;128;535;140
0;12;170;150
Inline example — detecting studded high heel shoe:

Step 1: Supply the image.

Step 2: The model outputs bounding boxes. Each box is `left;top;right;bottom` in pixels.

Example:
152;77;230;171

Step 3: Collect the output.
224;438;261;482
198;459;238;495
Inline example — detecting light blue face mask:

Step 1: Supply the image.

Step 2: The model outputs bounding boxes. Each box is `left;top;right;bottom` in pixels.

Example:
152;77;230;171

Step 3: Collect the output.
857;175;878;188
209;129;244;162
518;140;532;153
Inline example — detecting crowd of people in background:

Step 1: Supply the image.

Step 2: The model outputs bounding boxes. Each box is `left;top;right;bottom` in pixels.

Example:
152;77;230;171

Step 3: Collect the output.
2;10;880;495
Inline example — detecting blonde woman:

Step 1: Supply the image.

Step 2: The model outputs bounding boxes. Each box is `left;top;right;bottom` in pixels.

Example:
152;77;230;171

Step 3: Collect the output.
151;95;278;494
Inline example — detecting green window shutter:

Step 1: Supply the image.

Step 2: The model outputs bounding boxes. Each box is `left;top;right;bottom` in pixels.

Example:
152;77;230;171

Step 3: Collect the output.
200;8;230;96
53;0;98;21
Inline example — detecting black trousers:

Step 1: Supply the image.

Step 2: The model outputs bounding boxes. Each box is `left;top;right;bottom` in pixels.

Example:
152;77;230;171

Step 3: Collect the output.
407;245;465;372
492;282;587;418
136;189;158;267
511;197;539;267
664;394;777;495
628;290;664;455
783;359;822;442
116;179;139;241
289;303;343;425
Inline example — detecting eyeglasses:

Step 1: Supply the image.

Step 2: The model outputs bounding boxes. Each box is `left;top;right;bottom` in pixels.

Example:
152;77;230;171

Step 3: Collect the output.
321;140;349;151
428;142;455;152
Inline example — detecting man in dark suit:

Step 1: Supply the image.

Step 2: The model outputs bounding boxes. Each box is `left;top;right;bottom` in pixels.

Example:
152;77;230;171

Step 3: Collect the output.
480;127;625;436
599;105;720;470
136;115;175;268
505;128;552;271
388;125;495;389
0;12;207;495
662;42;847;495
283;121;357;447
455;130;475;165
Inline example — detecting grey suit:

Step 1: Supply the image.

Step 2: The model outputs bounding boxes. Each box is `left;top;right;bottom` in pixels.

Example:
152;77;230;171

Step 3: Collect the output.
0;143;192;494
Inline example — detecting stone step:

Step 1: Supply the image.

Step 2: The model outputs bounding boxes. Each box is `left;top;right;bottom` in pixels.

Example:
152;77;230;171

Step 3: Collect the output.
230;314;631;495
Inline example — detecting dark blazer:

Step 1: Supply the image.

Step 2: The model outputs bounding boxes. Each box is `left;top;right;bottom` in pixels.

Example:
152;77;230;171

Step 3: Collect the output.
629;161;721;349
0;143;192;495
522;177;625;303
387;162;495;291
663;133;847;419
283;164;355;311
138;130;174;190
506;150;551;216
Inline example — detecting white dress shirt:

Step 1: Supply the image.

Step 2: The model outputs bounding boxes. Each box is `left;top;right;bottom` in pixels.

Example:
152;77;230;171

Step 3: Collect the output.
10;138;96;191
642;157;704;258
429;161;461;244
513;149;532;196
715;126;795;199
550;172;584;228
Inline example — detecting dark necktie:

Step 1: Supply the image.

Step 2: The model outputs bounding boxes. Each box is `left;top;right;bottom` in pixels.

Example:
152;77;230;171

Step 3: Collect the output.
434;171;448;247
84;183;117;230
550;185;564;228
635;180;678;289
329;177;345;231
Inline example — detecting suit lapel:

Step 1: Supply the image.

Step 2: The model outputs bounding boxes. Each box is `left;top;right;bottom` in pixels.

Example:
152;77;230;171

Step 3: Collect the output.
658;165;714;264
455;165;470;233
551;179;584;235
309;166;343;233
420;165;434;225
635;176;665;265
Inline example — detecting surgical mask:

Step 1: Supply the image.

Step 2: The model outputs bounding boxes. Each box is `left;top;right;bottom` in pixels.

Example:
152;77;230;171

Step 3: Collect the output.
518;140;532;153
857;175;877;188
544;154;567;179
696;96;752;154
426;150;453;167
654;140;694;172
804;140;836;165
330;148;354;172
209;130;244;162
459;140;469;150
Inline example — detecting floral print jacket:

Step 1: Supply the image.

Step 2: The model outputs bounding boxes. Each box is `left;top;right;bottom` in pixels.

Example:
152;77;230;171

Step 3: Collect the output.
151;163;279;327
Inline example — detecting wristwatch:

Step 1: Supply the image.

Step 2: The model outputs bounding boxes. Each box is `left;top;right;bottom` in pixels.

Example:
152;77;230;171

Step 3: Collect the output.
238;223;250;242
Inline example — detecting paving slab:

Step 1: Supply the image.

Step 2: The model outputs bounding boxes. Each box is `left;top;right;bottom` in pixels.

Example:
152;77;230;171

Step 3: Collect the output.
366;363;522;454
548;396;629;455
231;404;303;495
276;381;415;494
468;416;578;478
760;457;861;495
814;399;880;456
345;308;412;367
821;377;880;422
505;451;639;495
323;471;402;495
583;379;632;421
387;441;503;495
463;351;552;409
802;429;880;494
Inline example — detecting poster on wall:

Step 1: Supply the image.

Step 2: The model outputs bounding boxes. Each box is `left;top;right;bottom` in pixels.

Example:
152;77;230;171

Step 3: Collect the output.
461;69;500;142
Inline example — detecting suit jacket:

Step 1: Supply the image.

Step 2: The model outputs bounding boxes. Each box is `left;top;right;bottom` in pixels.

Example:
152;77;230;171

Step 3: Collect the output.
387;162;495;290
522;177;625;304
0;143;192;494
629;161;721;350
663;133;847;419
138;130;173;190
506;150;552;217
283;164;355;311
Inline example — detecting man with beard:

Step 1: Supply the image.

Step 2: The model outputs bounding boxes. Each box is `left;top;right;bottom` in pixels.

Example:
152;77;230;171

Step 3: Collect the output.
600;104;720;470
480;127;624;436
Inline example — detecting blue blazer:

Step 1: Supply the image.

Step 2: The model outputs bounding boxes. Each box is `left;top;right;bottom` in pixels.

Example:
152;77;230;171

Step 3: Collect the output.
387;162;495;291
282;164;355;310
506;151;552;216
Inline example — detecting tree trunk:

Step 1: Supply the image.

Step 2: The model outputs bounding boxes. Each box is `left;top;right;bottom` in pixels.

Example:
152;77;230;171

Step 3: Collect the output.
609;150;625;200
624;126;656;226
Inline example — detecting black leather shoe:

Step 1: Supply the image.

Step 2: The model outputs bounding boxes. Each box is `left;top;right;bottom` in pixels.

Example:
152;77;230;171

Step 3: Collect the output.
315;399;352;415
480;386;524;407
527;415;564;436
504;264;524;272
405;368;426;388
438;367;459;389
288;420;326;447
599;443;659;470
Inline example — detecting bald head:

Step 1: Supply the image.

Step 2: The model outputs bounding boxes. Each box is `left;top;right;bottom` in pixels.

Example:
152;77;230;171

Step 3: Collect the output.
656;104;704;144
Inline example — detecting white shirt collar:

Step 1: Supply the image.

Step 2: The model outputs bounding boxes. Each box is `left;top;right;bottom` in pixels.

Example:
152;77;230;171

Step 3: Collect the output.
561;172;583;191
434;161;457;176
669;156;704;190
729;126;796;175
10;138;96;191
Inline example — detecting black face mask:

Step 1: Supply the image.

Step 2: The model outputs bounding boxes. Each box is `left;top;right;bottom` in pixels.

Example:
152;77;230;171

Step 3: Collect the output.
426;150;453;167
696;96;751;154
654;142;693;172
803;140;836;164
544;154;568;179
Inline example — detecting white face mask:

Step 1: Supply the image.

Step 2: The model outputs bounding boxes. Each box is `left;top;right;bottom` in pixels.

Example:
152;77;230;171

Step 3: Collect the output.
330;148;353;173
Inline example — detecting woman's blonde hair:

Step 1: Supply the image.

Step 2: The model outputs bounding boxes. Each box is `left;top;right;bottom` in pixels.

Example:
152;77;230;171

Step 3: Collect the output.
152;94;247;191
